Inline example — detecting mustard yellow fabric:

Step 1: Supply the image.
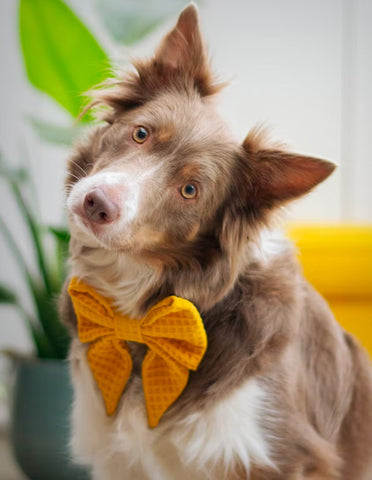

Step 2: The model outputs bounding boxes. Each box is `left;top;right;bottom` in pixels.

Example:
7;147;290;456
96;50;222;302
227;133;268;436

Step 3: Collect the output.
288;224;372;356
68;277;207;428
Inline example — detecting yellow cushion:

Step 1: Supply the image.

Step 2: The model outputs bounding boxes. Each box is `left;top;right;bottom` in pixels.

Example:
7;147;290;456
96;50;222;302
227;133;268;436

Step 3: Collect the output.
287;224;372;356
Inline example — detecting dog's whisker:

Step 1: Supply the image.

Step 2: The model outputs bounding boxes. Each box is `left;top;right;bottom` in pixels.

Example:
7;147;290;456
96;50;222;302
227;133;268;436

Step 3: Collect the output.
67;173;82;183
70;159;89;178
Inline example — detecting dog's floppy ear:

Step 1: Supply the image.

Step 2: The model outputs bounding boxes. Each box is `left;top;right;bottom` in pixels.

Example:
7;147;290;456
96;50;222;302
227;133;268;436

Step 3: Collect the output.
242;130;336;207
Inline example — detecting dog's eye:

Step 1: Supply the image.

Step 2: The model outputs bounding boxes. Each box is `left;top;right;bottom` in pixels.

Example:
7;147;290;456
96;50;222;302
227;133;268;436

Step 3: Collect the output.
132;126;149;144
180;184;197;199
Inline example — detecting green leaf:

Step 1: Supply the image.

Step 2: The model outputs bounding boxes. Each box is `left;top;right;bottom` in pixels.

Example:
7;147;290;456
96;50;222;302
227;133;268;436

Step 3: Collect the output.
0;284;17;304
13;304;57;358
19;0;111;119
0;159;71;358
0;282;57;357
0;151;53;297
9;181;54;297
0;216;35;300
48;226;70;243
48;226;70;285
30;325;57;358
27;116;85;145
32;284;70;358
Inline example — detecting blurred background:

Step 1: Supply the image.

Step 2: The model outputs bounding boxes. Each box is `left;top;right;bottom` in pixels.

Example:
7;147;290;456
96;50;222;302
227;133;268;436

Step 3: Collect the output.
0;0;371;472
1;0;372;357
1;0;371;352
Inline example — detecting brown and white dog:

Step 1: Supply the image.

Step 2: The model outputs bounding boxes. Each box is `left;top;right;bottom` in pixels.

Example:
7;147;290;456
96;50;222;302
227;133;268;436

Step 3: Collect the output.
60;4;372;479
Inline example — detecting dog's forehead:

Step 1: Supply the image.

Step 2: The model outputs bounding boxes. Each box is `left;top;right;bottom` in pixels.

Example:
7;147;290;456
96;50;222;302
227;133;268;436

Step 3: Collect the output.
130;90;229;144
89;89;237;183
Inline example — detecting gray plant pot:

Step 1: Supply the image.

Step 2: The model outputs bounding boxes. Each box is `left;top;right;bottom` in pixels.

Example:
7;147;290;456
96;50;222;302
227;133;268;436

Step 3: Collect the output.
9;357;90;480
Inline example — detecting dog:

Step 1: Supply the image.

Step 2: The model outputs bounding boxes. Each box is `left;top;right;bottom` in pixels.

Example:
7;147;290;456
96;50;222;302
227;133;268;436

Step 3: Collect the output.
59;4;372;479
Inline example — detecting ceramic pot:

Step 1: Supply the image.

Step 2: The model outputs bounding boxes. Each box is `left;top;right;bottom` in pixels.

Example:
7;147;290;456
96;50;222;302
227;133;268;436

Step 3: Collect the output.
9;357;89;480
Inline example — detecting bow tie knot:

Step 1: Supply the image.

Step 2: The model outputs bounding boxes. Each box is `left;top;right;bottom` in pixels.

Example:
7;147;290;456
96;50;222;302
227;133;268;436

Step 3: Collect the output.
68;277;207;428
115;316;144;343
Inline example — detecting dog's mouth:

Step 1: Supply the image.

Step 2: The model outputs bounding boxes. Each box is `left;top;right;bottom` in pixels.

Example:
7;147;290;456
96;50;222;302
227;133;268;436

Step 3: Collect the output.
66;194;130;250
71;208;140;251
73;213;106;239
68;210;109;247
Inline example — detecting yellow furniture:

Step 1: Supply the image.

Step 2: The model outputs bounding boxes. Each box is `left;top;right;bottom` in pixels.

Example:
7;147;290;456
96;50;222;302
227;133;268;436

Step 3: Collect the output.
288;225;372;356
68;277;207;428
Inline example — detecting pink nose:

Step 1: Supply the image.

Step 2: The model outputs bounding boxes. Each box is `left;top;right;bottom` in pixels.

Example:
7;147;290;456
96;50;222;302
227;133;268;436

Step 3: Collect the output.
83;188;119;224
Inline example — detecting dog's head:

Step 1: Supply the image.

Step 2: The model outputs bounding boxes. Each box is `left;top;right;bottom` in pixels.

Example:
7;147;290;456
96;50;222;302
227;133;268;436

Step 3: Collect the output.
66;4;334;271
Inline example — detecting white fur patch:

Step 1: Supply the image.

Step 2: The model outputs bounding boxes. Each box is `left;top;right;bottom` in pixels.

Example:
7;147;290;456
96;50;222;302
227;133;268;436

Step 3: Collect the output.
69;247;159;318
172;380;275;475
67;170;139;240
70;340;275;480
251;228;290;264
67;162;162;250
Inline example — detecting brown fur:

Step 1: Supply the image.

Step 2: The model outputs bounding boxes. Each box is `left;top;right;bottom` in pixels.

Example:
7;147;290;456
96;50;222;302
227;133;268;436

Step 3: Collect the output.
60;5;372;479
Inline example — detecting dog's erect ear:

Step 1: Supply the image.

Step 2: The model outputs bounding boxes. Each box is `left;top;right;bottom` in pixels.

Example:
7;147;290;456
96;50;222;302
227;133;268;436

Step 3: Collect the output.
150;3;219;96
155;3;205;70
242;132;336;207
85;4;219;119
156;4;204;72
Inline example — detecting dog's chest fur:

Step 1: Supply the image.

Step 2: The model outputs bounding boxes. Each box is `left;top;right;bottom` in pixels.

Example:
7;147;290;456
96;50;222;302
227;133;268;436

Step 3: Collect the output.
70;340;274;480
67;239;284;478
66;229;372;479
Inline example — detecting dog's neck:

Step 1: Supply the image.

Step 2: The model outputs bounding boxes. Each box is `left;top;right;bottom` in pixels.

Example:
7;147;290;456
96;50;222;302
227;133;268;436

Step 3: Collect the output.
69;239;159;318
69;229;289;318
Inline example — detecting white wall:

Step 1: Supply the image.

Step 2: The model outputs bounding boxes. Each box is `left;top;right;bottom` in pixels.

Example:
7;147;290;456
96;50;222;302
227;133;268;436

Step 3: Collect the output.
0;0;371;355
350;0;372;220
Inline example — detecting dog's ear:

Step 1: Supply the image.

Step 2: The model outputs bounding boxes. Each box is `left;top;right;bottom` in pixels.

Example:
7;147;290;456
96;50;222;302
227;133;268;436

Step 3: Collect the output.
156;4;204;70
151;3;217;96
85;4;220;119
242;131;336;207
219;134;335;250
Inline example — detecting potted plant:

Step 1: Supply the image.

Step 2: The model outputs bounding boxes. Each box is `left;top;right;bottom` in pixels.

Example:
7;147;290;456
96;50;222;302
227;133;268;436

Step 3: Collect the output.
0;148;92;479
0;152;90;479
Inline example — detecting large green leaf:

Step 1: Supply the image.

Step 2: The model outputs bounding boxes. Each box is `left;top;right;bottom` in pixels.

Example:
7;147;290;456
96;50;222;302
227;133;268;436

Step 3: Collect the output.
20;0;111;119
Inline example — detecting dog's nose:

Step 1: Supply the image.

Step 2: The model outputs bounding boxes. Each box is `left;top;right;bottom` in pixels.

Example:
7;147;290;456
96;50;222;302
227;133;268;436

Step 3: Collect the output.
83;188;119;224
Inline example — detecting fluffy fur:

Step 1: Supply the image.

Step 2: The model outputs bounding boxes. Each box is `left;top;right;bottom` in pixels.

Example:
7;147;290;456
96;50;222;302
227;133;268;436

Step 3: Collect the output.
60;4;372;479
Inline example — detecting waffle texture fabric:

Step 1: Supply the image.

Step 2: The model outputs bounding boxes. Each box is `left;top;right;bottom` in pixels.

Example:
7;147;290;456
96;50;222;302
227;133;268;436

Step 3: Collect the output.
68;277;208;428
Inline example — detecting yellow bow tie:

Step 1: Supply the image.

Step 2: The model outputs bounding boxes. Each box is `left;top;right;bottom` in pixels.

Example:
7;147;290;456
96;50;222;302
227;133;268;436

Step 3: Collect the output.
68;277;207;428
